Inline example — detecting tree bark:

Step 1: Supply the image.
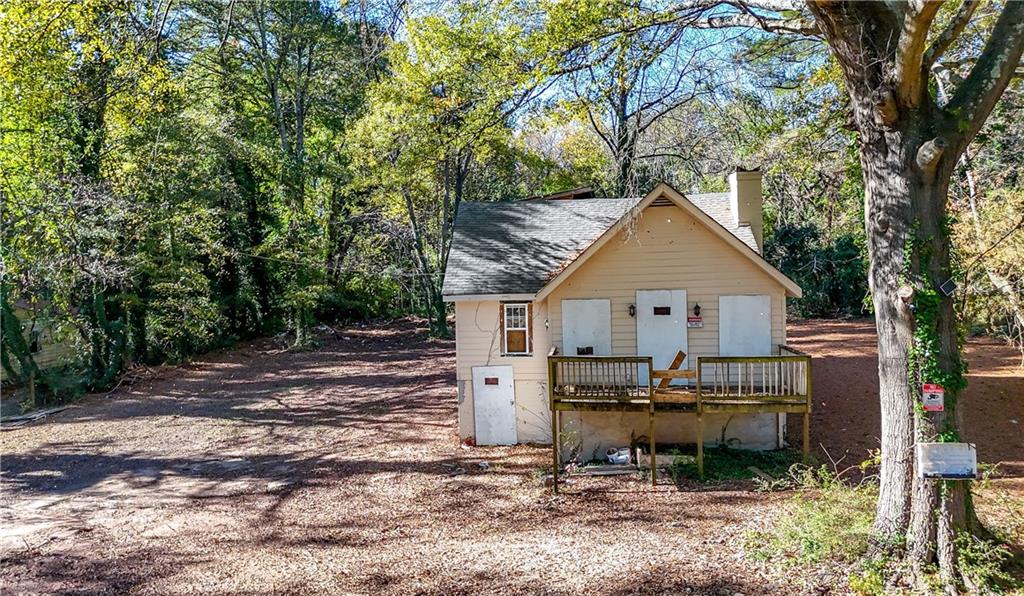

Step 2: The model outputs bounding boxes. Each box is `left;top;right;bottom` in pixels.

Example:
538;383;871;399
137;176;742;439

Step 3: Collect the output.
802;1;1024;587
858;128;921;544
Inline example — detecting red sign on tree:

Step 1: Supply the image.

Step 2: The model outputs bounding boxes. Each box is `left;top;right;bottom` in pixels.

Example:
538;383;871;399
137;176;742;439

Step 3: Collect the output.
922;383;945;412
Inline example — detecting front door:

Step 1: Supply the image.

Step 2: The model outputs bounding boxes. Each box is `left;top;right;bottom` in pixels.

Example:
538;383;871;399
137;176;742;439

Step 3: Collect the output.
472;365;516;445
636;289;688;386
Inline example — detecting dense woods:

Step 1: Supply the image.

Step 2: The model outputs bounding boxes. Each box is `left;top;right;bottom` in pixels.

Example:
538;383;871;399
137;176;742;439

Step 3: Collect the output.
4;2;1020;400
2;0;1024;592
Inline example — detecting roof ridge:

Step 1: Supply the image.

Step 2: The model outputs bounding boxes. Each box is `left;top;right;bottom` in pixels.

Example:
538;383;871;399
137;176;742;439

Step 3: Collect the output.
442;187;773;299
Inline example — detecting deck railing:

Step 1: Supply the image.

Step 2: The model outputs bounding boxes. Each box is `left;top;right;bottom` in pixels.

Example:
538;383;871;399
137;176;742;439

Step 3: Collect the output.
547;355;653;400
696;350;811;402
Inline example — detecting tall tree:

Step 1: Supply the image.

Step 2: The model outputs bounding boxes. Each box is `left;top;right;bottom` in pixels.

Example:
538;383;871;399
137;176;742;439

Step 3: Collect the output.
187;0;370;346
804;4;1024;587
663;0;1024;588
348;5;547;335
538;1;745;196
545;0;1024;587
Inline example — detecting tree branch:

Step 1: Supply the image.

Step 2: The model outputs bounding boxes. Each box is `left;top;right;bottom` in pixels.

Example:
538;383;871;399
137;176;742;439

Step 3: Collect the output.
922;0;979;70
945;1;1024;148
894;0;943;107
689;13;818;36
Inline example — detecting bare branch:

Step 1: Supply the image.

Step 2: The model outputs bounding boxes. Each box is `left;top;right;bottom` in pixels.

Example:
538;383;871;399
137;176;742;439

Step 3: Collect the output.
689;13;818;36
922;0;980;70
945;1;1024;148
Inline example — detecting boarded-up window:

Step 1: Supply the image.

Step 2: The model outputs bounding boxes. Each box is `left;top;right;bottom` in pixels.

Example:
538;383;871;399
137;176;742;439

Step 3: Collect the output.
501;303;531;355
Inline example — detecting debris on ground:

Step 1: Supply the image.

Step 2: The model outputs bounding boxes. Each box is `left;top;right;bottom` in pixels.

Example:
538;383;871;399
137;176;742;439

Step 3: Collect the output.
0;406;68;430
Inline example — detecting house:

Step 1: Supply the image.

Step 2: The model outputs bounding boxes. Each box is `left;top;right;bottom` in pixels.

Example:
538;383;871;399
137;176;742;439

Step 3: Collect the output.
442;171;810;473
1;299;76;384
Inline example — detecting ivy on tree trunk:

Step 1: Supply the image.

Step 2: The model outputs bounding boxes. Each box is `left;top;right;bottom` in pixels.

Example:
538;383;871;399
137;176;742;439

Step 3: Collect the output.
802;0;1024;588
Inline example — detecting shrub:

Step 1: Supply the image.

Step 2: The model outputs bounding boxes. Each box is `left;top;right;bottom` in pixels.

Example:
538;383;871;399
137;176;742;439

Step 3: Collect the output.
956;532;1015;592
744;465;876;566
146;266;223;361
764;224;868;318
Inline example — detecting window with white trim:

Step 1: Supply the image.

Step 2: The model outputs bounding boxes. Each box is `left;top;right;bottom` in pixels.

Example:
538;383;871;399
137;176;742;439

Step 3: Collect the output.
502;302;531;355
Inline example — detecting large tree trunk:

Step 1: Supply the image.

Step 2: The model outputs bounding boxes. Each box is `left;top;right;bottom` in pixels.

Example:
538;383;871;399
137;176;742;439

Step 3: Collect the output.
860;117;971;587
802;2;1024;587
859;126;926;542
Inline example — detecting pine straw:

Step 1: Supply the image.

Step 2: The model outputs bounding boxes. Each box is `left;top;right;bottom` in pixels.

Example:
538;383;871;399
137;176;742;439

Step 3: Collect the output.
1;319;1021;594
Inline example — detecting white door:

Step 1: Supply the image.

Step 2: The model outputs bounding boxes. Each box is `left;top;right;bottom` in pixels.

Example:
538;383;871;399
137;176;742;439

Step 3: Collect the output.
472;365;516;445
636;290;688;386
561;299;611;356
719;295;772;356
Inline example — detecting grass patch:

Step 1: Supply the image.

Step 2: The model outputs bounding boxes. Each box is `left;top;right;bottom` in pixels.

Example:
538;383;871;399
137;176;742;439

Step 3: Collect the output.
744;463;1024;594
669;445;801;483
744;466;877;566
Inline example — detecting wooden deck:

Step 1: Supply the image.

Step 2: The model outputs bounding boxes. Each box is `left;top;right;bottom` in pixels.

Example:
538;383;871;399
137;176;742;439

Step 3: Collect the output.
547;348;812;492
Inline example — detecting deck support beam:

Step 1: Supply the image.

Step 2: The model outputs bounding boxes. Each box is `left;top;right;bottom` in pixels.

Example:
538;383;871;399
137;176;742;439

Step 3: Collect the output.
696;413;704;480
551;409;560;494
649;407;656;486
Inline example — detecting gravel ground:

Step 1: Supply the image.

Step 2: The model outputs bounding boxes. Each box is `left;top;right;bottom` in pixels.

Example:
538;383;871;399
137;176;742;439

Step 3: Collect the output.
1;318;1021;594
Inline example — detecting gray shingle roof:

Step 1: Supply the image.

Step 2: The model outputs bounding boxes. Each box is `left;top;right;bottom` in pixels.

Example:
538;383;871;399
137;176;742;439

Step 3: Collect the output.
688;193;760;251
442;192;758;298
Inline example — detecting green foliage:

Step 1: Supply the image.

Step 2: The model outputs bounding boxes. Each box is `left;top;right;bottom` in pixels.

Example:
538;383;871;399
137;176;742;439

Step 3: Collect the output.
745;466;877;566
747;463;1022;593
955;532;1017;592
670;446;801;483
847;556;891;595
765;225;868;317
145;267;224;362
907;285;968;435
2;0;1020;409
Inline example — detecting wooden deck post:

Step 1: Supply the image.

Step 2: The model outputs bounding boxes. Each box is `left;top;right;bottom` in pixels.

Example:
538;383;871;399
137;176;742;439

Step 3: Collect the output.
649;406;656;487
803;356;813;461
552;410;560;494
696;414;704;480
549;357;560;494
646;357;655;486
696;358;704;480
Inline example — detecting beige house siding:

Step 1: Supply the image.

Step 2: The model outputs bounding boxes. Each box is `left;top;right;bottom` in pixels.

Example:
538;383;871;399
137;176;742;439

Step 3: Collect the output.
545;204;788;454
547;204;786;356
452;202;794;453
454;300;551;443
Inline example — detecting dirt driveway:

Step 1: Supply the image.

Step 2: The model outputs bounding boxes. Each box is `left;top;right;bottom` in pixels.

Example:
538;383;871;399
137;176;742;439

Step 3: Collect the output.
1;319;1021;594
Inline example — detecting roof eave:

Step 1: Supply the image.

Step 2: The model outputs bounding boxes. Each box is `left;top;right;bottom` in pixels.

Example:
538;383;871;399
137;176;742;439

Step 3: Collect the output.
443;292;537;303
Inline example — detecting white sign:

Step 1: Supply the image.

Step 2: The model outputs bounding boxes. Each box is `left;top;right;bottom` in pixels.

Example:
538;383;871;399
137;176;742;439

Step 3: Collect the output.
916;442;977;480
922;383;945;412
686;316;703;328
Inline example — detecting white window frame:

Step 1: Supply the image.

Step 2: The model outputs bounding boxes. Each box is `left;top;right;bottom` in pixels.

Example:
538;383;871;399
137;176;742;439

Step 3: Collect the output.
502;302;531;356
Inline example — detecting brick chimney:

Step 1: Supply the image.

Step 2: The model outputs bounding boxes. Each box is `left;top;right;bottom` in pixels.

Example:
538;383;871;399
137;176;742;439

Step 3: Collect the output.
728;168;763;252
